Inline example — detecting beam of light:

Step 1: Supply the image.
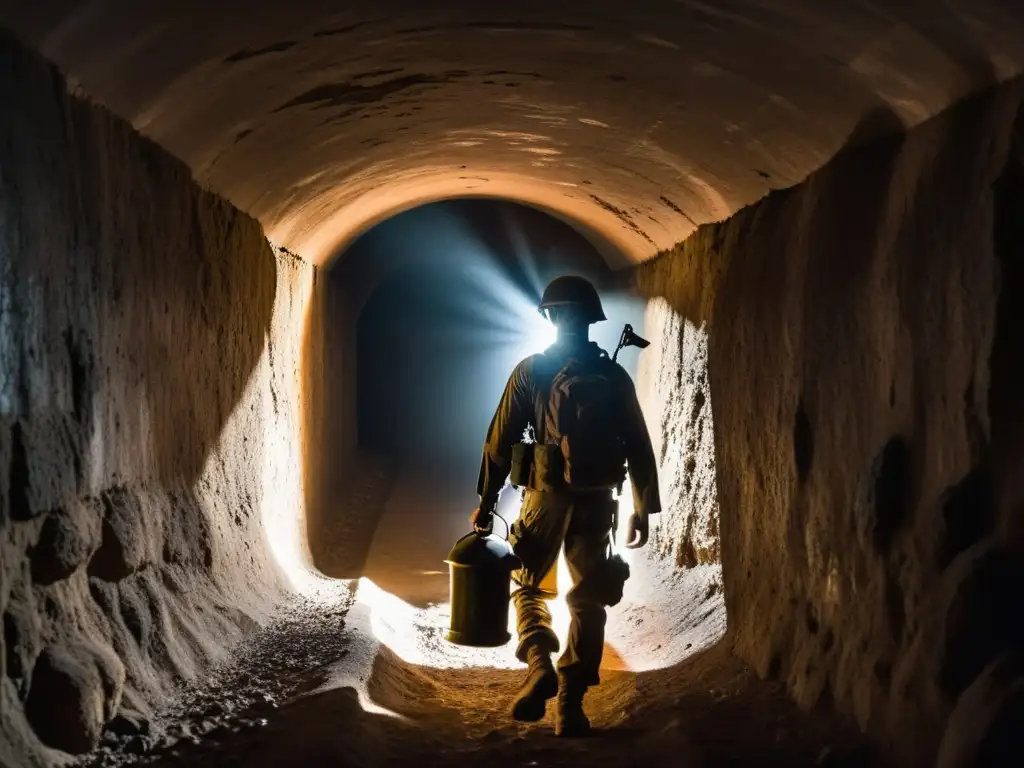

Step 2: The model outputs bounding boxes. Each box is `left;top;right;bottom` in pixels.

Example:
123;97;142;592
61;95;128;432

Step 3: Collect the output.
503;202;547;299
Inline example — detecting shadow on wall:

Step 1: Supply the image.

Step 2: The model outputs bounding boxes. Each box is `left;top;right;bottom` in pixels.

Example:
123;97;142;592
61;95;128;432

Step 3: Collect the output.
632;75;1024;766
1;65;277;509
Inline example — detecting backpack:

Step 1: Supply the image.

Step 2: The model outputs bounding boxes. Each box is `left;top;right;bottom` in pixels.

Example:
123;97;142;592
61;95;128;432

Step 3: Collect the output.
542;349;626;489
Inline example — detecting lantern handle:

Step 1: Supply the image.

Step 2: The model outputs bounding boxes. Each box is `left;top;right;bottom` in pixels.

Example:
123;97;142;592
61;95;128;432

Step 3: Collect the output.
471;511;511;541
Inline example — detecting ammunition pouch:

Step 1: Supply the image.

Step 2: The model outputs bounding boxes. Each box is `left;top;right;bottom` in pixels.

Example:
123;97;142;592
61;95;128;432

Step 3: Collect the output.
510;443;534;488
592;554;630;607
530;444;563;492
511;442;624;494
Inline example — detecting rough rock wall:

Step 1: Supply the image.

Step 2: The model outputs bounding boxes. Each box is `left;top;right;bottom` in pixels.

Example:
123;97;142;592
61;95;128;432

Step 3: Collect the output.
305;270;371;579
635;79;1024;766
633;299;719;568
0;31;315;765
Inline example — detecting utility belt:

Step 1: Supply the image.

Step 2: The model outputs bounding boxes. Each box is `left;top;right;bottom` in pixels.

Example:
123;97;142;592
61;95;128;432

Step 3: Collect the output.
509;443;625;496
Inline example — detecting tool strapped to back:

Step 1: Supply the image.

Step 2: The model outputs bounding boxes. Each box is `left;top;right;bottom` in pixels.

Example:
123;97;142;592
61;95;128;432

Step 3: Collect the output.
611;323;650;363
543;349;627;490
508;325;650;495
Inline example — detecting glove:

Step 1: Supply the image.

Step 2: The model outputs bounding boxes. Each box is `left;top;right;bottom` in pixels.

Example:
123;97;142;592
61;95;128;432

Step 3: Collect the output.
471;505;494;534
624;512;649;549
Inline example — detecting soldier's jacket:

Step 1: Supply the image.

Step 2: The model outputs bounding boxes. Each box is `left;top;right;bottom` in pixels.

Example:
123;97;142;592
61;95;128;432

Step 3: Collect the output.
476;339;661;517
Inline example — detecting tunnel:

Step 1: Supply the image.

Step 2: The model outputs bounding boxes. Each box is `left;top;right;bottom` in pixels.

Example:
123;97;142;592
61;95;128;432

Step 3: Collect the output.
3;2;1024;766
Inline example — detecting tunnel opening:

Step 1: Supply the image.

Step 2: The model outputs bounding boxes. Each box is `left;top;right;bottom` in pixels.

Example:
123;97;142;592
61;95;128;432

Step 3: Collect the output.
287;198;736;758
351;198;616;617
329;198;730;673
246;196;728;726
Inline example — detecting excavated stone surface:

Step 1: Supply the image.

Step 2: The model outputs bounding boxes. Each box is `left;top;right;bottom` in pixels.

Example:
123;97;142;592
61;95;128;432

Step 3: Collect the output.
937;653;1024;768
79;585;356;767
634;299;720;568
935;541;1024;698
3;581;43;700
635;78;1024;766
24;642;125;754
0;31;319;767
88;489;153;583
29;500;101;586
310;451;395;580
5;2;1024;266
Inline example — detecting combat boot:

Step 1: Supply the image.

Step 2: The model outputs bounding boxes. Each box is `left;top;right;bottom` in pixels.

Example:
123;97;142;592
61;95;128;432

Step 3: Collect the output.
554;673;591;737
509;645;558;722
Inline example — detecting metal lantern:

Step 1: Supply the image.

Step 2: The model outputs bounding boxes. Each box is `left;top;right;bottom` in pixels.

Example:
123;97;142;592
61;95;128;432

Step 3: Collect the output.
445;530;521;647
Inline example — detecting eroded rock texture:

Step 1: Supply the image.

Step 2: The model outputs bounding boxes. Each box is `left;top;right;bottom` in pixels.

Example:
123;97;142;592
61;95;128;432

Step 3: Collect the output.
635;79;1024;765
24;642;124;754
634;299;720;568
0;31;317;765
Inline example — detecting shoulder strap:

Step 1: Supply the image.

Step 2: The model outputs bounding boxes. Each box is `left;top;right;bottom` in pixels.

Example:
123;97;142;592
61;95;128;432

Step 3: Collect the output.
531;352;562;444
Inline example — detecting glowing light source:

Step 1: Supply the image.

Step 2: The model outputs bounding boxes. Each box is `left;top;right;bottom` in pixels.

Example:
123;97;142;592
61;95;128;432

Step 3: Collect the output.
528;312;558;354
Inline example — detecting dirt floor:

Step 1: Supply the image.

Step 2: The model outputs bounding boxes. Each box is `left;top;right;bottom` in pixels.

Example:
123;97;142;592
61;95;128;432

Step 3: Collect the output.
77;470;884;768
80;592;881;768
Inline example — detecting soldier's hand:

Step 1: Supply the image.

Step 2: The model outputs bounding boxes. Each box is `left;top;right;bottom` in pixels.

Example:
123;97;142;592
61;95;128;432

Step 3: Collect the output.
471;506;494;534
624;512;649;549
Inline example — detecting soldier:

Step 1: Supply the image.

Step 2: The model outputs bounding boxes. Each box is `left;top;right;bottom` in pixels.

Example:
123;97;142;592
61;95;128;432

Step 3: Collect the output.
472;275;661;737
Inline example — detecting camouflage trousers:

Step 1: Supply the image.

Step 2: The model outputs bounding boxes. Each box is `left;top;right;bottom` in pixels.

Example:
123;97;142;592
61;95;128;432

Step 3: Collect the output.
508;488;619;687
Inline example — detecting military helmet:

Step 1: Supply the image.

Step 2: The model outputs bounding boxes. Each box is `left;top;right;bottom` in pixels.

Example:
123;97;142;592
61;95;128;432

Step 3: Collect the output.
537;275;607;324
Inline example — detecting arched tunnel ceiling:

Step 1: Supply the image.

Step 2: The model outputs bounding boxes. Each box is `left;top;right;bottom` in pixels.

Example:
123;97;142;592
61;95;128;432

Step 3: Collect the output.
6;1;1024;267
